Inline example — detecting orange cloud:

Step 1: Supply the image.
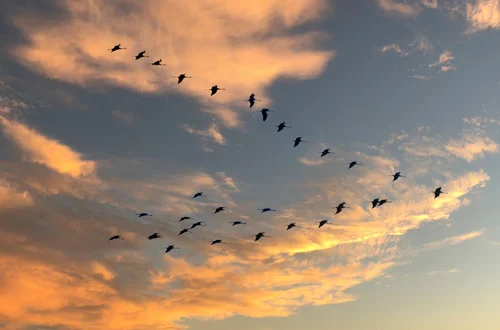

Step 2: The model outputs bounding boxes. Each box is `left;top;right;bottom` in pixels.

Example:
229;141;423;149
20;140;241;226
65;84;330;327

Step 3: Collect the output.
0;115;96;178
376;0;422;16
445;133;498;162
0;178;33;210
9;0;334;128
466;0;500;33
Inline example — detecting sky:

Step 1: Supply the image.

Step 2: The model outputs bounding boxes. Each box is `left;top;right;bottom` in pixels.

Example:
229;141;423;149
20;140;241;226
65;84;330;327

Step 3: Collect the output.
0;0;500;329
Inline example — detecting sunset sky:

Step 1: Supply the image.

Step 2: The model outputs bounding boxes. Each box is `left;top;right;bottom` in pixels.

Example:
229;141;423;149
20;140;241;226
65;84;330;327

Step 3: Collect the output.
1;0;500;329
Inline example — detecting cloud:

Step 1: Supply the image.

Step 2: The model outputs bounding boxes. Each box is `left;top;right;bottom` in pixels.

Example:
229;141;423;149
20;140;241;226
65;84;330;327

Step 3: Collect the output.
112;109;135;124
202;107;242;129
0;178;33;210
430;50;456;72
421;0;438;9
411;74;430;80
422;229;486;251
0;115;97;178
428;268;460;276
445;133;499;162
182;123;226;145
379;44;409;56
8;0;334;127
376;0;422;16
410;33;433;53
465;0;500;33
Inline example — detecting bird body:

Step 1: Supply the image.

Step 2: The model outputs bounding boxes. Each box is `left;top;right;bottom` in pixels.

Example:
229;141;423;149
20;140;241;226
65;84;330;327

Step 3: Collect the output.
392;171;406;182
214;206;226;214
320;148;334;157
318;220;329;228
259;208;276;213
286;223;297;230
109;44;125;52
211;239;225;245
134;50;149;60
229;221;246;226
147;233;162;240
259;108;273;122
293;137;307;148
247;93;260;108
255;232;269;241
175;74;192;84
136;212;152;218
190;221;205;229
276;122;291;132
433;187;446;199
377;199;391;207
108;235;123;241
334;202;348;214
178;228;190;236
371;198;380;209
193;192;205;199
347;161;362;169
165;245;179;254
152;59;165;66
209;85;225;96
179;216;192;222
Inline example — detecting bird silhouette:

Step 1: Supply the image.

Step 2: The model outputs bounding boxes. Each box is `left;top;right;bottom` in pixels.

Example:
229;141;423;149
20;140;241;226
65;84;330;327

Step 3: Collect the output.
151;59;166;66
165;245;179;254
371;198;380;209
334;202;349;214
258;208;276;213
190;221;205;229
293;137;307;148
276;122;291;132
255;232;270;241
377;199;391;207
229;221;246;226
192;192;206;199
258;108;273;122
286;223;297;230
178;228;191;236
432;187;447;199
179;216;192;222
174;74;192;84
391;171;406;182
211;239;226;245
136;212;152;218
246;93;260;108
109;43;125;52
207;85;225;96
347;161;363;169
147;233;162;240
318;220;330;228
108;235;124;241
320;148;334;157
214;206;226;214
134;50;149;60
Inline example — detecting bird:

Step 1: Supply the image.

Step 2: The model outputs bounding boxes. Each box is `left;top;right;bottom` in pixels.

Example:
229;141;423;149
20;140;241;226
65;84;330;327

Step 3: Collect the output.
320;148;334;157
134;50;149;60
229;221;246;226
377;199;392;207
174;74;192;84
286;223;297;230
347;161;363;169
179;216;192;222
207;85;225;96
246;93;260;108
370;198;380;209
108;44;125;52
190;221;206;229
178;228;191;236
214;206;226;214
391;171;406;182
136;212;152;218
147;233;162;240
165;245;179;254
255;232;270;241
108;235;124;241
192;192;206;199
432;187;447;199
293;137;307;148
258;108;273;122
151;59;166;66
276;122;291;132
211;239;226;245
334;202;349;214
318;220;330;228
258;208;276;213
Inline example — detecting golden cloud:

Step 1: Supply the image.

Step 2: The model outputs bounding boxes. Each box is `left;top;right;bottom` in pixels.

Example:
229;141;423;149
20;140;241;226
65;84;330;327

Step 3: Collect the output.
466;0;500;33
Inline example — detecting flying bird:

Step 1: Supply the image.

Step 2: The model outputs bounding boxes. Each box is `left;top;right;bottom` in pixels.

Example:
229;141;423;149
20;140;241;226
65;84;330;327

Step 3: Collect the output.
432;187;447;199
151;59;166;66
134;50;149;60
293;137;307;148
391;171;406;182
190;221;206;229
174;74;192;84
377;199;392;207
320;148;334;157
255;232;270;242
214;206;226;214
178;228;191;236
207;85;225;96
286;223;297;230
347;161;363;169
229;221;246;226
334;202;349;214
211;239;226;245
136;212;152;218
147;233;162;240
179;216;192;222
258;208;276;213
108;44;125;52
370;198;380;209
192;192;206;199
108;235;124;241
246;93;260;108
276;122;291;132
258;108;273;122
165;245;179;254
318;220;330;228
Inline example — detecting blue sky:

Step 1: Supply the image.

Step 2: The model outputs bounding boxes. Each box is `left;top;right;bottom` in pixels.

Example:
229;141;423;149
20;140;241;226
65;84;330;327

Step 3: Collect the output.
0;0;500;329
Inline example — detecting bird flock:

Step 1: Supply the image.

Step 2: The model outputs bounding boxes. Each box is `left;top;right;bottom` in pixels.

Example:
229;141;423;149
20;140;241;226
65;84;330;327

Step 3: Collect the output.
106;44;449;254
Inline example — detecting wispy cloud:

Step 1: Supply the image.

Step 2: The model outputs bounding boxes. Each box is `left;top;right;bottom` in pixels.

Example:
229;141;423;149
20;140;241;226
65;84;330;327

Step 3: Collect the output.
430;50;456;72
422;229;486;251
0;178;33;210
112;109;135;124
421;0;438;9
465;0;500;33
428;268;460;276
182;123;226;145
379;44;409;56
377;0;422;17
445;133;499;162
